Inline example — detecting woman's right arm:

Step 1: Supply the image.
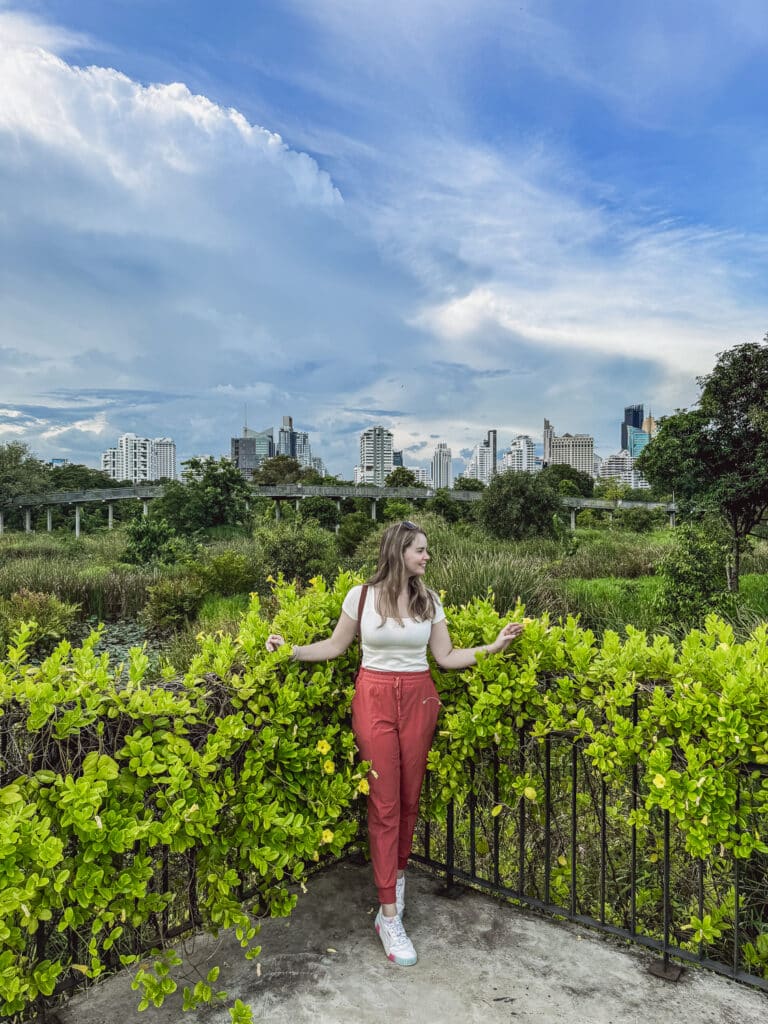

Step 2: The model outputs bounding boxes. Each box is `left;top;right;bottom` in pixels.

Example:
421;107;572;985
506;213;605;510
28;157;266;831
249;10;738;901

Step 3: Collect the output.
265;610;359;663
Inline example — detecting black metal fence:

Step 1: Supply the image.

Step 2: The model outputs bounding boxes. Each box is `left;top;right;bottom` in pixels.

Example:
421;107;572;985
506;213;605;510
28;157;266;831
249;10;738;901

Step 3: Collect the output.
412;728;768;990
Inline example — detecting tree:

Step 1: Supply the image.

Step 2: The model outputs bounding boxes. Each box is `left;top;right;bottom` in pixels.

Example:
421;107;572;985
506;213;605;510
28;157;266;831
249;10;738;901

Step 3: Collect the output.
49;463;120;491
384;467;424;488
151;457;252;534
0;442;50;509
454;476;485;492
477;470;562;541
297;496;340;531
637;337;768;590
540;463;594;497
251;456;324;485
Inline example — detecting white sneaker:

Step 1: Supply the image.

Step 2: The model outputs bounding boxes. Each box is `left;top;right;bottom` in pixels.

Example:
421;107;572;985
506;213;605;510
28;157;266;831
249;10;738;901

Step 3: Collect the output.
396;874;406;918
375;909;417;966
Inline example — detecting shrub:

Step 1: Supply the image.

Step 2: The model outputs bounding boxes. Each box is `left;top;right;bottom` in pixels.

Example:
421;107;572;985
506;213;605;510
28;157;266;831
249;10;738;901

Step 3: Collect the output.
336;513;375;558
123;517;192;566
253;520;340;583
297;496;340;531
653;522;737;625
477;470;562;540
141;574;206;631
194;551;253;596
0;589;80;654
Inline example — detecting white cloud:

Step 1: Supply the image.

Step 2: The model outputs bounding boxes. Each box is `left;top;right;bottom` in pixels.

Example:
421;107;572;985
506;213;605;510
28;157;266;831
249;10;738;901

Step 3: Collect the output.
40;412;110;441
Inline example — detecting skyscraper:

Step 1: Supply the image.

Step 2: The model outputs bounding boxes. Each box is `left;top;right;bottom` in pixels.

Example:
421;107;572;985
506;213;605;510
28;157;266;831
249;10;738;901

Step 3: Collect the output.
485;429;497;477
621;405;644;451
431;442;453;489
356;426;394;486
464;438;495;484
542;419;595;477
101;434;177;483
231;426;274;479
501;435;536;473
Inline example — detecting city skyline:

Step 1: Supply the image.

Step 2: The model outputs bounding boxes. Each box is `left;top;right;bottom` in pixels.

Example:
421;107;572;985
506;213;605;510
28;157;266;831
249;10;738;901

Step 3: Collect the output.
2;4;768;477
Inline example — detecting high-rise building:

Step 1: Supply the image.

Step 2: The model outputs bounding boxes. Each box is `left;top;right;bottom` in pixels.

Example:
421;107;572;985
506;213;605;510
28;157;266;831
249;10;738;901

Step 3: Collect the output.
101;434;177;483
543;419;595;477
431;442;453;489
465;438;495;485
392;450;404;467
277;415;296;458
153;438;177;480
485;429;498;477
356;426;394;486
407;466;431;485
626;426;651;459
501;435;537;473
311;456;326;477
600;450;650;490
294;431;312;468
621;405;644;451
231;426;274;480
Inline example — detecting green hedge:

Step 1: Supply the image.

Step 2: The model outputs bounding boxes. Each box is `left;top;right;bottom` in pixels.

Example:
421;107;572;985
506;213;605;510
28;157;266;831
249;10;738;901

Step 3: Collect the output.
2;576;768;1020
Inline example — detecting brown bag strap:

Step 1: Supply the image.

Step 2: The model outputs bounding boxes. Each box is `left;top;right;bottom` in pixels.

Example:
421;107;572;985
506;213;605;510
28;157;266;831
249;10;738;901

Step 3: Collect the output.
355;584;368;675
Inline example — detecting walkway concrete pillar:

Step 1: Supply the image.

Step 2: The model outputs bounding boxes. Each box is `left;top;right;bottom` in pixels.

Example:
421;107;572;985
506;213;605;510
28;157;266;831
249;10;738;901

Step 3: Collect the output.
24;508;31;533
295;499;300;513
275;501;281;521
570;508;576;531
0;511;4;535
107;503;114;530
371;499;377;521
142;500;149;518
47;508;53;532
669;510;676;528
75;504;81;539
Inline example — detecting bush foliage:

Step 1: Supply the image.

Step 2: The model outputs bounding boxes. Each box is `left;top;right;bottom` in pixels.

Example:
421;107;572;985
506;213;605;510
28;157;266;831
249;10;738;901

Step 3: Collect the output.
3;575;768;1021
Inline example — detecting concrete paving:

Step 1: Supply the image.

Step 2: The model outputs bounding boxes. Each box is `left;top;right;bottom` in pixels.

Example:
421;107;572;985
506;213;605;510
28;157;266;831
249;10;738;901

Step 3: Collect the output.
58;861;767;1024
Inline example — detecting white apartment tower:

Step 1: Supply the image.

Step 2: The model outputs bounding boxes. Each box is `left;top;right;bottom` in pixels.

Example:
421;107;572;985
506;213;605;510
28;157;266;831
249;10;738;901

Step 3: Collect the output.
464;437;495;485
502;435;537;473
431;442;453;489
543;419;595;478
101;434;177;484
356;426;394;486
153;438;177;480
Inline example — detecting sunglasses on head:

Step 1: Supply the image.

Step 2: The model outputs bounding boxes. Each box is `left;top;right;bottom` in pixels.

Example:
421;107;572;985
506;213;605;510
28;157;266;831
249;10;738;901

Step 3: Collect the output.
401;521;418;530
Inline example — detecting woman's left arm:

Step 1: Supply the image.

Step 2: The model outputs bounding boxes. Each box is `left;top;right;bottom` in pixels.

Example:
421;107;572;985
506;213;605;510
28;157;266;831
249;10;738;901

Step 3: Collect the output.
428;619;524;671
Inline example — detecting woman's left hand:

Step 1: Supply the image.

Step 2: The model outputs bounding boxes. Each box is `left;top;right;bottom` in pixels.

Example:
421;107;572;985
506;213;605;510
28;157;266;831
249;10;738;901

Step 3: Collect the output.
490;621;525;654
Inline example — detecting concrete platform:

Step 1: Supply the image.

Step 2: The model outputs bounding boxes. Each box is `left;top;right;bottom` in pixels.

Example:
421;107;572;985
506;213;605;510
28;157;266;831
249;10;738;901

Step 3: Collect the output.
58;861;767;1024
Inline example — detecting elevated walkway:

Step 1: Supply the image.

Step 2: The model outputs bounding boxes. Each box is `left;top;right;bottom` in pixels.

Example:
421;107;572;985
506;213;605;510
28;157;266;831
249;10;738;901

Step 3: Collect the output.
58;861;766;1024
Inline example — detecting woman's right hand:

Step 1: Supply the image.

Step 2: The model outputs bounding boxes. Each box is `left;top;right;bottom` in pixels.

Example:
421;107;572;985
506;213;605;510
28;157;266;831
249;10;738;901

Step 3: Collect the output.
265;633;286;652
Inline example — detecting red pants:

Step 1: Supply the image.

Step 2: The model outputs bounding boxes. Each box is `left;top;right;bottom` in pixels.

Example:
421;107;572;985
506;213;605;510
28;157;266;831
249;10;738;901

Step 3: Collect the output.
351;667;441;905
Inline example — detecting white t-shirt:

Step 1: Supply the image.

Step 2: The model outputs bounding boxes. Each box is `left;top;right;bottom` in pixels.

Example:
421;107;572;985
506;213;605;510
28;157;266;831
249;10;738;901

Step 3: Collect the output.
341;584;446;672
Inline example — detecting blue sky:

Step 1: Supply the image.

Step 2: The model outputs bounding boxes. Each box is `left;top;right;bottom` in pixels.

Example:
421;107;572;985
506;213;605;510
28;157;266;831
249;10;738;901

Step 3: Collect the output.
1;0;768;477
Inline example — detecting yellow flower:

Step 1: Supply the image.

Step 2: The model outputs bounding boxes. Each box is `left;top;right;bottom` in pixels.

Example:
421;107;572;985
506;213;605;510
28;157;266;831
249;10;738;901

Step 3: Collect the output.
323;759;335;775
653;773;666;789
316;739;331;755
321;828;334;844
357;778;370;795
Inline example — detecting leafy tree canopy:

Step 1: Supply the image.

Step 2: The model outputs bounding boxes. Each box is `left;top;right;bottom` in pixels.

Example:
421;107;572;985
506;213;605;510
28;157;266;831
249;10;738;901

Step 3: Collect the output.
0;442;50;508
151;456;252;534
540;463;594;497
637;336;768;589
384;467;424;488
49;463;122;491
477;470;562;541
251;456;325;485
454;476;485;492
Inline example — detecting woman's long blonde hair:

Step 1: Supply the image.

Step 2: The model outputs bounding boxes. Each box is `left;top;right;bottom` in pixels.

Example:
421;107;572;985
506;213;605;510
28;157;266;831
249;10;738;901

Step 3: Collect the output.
367;521;436;625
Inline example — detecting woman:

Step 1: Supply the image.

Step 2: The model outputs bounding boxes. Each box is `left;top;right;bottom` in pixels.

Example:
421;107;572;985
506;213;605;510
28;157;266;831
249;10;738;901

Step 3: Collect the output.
265;520;523;966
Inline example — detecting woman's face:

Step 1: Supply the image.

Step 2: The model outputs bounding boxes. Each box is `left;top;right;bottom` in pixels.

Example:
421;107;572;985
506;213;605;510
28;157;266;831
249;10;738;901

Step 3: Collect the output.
403;532;429;578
